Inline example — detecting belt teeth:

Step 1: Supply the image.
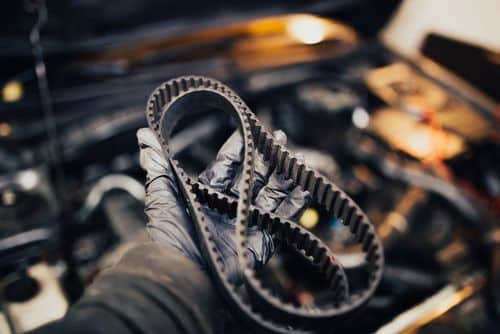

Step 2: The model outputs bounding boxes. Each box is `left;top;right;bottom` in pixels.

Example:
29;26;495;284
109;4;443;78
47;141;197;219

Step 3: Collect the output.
356;224;369;243
158;88;165;105
275;149;286;174
350;215;362;234
171;79;180;96
362;232;375;252
280;154;291;178
179;77;188;91
146;75;384;333
290;159;302;181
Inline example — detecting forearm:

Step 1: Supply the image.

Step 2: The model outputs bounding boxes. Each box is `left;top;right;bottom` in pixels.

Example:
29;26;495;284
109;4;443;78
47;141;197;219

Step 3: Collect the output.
30;243;225;334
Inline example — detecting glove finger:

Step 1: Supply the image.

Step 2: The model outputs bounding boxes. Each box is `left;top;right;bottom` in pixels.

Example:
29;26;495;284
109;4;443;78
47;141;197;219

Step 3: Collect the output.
253;150;302;213
228;151;267;197
137;128;173;184
137;128;205;265
274;186;311;221
229;130;287;198
201;210;241;283
204;209;274;284
145;178;205;266
198;130;243;192
246;227;275;268
254;172;293;212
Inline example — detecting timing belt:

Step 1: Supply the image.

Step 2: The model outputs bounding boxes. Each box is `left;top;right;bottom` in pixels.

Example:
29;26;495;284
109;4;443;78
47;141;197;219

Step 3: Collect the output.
145;76;384;333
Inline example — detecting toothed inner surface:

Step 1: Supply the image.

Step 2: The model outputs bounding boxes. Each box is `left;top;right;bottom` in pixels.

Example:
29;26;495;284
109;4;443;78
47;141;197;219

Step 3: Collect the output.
146;76;384;333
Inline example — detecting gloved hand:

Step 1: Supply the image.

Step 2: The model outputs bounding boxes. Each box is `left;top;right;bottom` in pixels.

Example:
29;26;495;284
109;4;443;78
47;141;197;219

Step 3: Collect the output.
137;127;310;283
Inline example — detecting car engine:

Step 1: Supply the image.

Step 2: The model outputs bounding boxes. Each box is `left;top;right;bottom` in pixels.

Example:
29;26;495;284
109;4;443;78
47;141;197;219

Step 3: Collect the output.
0;0;498;333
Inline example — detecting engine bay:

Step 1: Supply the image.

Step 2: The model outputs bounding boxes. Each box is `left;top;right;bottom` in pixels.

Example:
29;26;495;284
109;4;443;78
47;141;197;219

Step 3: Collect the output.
0;1;499;332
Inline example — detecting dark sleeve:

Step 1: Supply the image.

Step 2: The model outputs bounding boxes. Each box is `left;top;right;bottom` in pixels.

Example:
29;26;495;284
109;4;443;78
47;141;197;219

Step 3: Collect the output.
29;243;227;334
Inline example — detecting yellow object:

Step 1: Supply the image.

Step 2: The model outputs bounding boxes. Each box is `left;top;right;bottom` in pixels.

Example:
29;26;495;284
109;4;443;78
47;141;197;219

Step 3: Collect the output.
300;208;319;229
365;63;491;142
369;108;465;160
0;123;12;137
286;16;327;45
2;81;23;103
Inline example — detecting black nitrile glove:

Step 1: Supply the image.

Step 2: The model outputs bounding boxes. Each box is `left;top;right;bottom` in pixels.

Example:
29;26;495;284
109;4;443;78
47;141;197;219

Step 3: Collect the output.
29;128;312;334
137;127;310;283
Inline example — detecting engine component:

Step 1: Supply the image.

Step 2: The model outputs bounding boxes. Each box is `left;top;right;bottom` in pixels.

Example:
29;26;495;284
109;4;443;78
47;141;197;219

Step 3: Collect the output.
375;273;484;334
364;63;493;143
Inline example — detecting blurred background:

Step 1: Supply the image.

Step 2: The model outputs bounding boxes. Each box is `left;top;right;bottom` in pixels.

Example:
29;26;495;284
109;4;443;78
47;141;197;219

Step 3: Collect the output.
0;0;498;333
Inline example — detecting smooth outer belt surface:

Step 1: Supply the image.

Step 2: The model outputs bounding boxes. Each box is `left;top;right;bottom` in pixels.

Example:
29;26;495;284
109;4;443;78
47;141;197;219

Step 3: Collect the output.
145;76;384;333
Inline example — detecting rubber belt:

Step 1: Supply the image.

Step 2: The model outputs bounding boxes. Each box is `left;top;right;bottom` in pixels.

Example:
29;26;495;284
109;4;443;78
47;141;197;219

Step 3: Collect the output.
145;76;384;333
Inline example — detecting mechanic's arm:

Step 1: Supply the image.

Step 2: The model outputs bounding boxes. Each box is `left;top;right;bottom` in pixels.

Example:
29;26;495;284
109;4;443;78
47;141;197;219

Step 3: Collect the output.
29;128;309;334
30;243;223;334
